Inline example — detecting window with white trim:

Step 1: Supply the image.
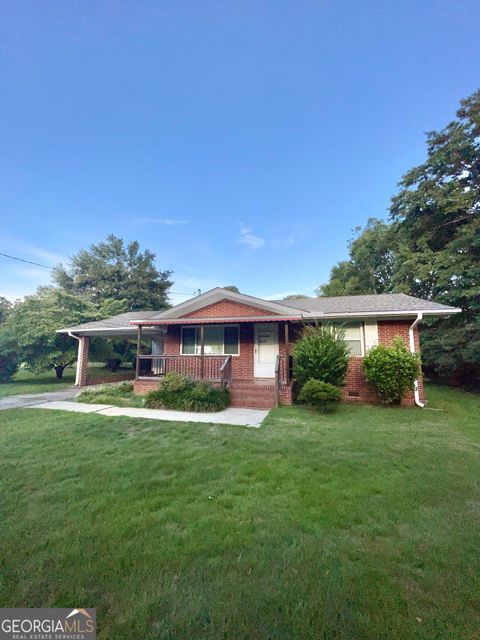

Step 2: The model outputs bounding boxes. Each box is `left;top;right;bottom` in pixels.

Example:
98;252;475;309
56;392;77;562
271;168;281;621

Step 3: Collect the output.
181;326;240;355
324;322;363;356
341;322;363;356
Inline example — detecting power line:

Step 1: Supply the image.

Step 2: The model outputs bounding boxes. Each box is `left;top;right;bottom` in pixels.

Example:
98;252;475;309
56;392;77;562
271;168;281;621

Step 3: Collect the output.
0;251;201;296
0;252;56;271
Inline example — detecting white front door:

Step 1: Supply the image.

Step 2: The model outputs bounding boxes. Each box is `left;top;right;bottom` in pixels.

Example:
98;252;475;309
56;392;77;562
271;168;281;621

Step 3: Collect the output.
254;323;279;378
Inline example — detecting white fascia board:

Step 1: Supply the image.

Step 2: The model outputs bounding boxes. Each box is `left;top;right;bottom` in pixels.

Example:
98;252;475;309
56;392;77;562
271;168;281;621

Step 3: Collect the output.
57;327;165;335
303;308;462;320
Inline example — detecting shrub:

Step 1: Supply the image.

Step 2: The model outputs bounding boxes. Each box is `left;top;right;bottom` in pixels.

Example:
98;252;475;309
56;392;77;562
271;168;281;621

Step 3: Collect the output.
145;372;230;412
363;337;420;405
292;324;350;388
0;354;18;383
297;379;342;413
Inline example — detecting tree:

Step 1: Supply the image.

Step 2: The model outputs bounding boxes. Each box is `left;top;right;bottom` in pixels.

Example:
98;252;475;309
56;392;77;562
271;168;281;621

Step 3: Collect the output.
283;294;309;300
54;234;173;311
292;324;350;388
318;90;480;388
0;297;13;324
223;285;240;293
390;90;480;386
317;218;398;296
0;288;128;379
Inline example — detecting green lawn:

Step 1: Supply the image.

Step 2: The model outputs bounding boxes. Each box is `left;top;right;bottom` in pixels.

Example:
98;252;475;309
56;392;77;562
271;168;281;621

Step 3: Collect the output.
0;364;133;397
0;385;479;639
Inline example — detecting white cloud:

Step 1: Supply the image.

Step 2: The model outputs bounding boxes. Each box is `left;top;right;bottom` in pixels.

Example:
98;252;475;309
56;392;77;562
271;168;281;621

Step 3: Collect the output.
238;225;265;250
132;217;191;226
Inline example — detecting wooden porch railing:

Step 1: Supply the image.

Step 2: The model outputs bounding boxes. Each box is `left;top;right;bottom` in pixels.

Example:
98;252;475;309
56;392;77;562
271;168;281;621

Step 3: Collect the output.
136;354;233;387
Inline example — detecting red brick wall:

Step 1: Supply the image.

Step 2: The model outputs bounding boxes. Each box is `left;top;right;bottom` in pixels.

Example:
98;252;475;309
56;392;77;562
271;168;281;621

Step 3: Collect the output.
182;300;276;318
163;323;254;380
135;318;424;406
377;320;424;404
77;336;90;387
287;319;424;406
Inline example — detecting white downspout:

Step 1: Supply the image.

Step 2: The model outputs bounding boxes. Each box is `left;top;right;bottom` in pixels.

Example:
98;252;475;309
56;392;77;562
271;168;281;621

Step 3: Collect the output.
408;313;424;408
68;331;82;386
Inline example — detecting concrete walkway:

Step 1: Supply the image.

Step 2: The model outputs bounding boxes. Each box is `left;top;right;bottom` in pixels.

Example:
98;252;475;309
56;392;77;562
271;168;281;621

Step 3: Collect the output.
0;388;78;410
27;400;268;428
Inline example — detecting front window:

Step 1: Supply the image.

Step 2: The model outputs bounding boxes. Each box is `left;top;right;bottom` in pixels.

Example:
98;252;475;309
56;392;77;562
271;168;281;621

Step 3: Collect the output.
341;323;363;356
323;322;363;356
181;326;239;355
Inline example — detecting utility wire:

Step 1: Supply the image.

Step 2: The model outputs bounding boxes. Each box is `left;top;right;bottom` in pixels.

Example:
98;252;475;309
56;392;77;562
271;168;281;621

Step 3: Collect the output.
0;251;200;296
0;252;56;271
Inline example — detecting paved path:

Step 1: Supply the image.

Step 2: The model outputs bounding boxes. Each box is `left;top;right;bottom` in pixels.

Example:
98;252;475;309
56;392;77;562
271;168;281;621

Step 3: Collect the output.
0;388;78;410
27;400;268;428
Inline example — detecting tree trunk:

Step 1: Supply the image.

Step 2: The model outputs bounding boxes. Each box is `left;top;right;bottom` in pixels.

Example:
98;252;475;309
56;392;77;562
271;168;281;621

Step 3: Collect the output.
55;366;65;379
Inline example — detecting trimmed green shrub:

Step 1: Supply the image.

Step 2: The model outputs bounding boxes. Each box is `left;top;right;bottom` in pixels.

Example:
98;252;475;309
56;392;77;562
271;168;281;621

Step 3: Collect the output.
292;324;350;388
363;337;420;405
145;372;229;412
0;354;18;383
297;379;342;413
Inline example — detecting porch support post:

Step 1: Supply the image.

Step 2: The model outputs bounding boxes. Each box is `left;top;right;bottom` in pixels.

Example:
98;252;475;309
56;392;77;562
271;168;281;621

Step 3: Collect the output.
75;336;90;387
135;324;143;379
284;321;290;384
200;325;205;378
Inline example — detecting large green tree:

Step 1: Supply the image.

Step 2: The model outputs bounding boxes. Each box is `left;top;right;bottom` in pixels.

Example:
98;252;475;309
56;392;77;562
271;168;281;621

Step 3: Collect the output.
391;90;480;386
0;288;128;379
54;234;173;311
318;90;480;387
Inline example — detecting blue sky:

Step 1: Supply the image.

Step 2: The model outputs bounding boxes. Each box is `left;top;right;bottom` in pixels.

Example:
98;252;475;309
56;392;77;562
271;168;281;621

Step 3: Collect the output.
1;1;479;305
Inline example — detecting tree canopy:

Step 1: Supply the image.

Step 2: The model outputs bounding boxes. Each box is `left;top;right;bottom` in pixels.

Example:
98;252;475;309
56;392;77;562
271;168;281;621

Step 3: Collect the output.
318;218;398;296
54;234;173;311
0;288;130;378
318;90;480;387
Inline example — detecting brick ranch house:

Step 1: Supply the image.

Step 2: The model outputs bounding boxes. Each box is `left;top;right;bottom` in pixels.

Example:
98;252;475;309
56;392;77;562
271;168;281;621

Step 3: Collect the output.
58;287;460;409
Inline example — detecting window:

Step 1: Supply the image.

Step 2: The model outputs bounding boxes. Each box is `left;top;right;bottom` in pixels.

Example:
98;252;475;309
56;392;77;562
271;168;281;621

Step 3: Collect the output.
342;323;363;356
325;322;363;356
181;326;239;355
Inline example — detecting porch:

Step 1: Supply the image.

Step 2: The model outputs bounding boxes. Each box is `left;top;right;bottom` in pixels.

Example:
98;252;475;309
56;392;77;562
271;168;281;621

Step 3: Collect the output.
133;320;295;408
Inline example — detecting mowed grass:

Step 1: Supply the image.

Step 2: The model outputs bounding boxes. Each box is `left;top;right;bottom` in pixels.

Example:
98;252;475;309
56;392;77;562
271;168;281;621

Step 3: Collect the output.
77;382;145;408
0;385;479;639
0;364;133;397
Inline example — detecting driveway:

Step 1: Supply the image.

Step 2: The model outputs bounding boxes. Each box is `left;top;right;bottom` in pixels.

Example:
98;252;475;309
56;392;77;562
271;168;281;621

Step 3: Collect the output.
0;388;79;410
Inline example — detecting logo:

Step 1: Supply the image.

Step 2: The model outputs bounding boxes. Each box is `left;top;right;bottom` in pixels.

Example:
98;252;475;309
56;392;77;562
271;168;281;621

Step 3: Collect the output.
0;608;96;639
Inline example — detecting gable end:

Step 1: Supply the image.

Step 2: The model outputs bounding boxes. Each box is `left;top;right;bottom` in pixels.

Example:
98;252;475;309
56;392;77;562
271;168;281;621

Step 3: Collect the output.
181;299;278;319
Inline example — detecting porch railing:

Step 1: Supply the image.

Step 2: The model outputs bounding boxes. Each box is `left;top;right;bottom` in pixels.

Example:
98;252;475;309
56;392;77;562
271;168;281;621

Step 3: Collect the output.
136;354;233;388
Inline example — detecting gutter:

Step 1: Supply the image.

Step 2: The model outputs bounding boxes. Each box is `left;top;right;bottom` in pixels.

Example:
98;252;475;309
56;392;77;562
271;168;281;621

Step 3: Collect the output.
408;313;424;408
67;331;82;387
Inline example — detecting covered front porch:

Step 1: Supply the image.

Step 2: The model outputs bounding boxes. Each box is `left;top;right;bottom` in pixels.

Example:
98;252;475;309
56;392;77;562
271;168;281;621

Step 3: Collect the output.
132;319;295;408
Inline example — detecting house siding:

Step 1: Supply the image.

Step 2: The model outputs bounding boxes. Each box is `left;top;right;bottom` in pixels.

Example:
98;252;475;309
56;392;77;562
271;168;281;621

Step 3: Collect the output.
134;318;424;407
182;300;277;318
